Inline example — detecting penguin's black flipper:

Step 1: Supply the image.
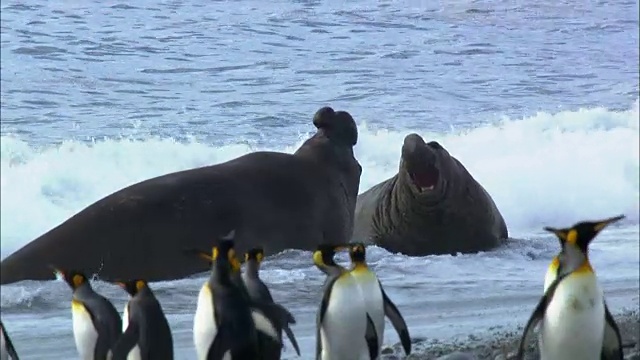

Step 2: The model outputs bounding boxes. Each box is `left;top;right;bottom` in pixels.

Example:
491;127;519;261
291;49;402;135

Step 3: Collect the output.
379;281;411;355
282;323;301;356
250;301;296;339
601;302;623;360
85;295;122;359
111;321;139;360
207;325;230;360
1;320;20;360
365;313;379;360
250;309;281;344
516;274;567;360
259;302;296;325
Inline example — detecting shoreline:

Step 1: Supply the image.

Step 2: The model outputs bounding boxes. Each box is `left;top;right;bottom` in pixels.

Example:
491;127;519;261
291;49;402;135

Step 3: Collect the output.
381;310;640;360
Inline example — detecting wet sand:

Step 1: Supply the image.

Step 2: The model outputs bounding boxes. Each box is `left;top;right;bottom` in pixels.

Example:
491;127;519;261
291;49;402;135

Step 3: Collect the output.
381;310;640;360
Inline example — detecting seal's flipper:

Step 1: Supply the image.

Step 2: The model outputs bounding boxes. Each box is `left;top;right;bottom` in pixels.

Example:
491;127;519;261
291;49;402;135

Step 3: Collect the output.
516;275;566;360
365;313;379;360
601;302;623;360
380;282;411;355
207;325;230;360
283;324;301;356
111;322;139;360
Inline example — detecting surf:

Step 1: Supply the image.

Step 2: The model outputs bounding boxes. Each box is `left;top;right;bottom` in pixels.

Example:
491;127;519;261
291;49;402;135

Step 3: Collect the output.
1;100;638;259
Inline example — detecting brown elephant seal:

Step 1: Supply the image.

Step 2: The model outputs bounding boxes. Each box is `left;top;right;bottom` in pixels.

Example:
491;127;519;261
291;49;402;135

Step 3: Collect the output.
352;133;508;256
0;106;362;285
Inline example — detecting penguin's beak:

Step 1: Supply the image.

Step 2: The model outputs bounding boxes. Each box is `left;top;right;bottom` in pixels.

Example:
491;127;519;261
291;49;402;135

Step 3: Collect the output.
184;248;214;263
542;227;568;242
593;214;625;232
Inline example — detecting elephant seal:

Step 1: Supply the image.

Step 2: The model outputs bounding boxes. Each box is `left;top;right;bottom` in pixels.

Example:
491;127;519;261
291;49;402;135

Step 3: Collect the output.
352;133;507;256
0;106;362;285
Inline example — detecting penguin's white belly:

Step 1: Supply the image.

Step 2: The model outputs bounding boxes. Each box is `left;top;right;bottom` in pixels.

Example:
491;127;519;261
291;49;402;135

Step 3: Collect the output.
122;304;129;332
353;270;385;349
193;284;226;360
126;347;142;360
1;327;7;360
122;303;142;360
539;274;605;360
543;264;556;292
320;275;370;360
72;300;99;360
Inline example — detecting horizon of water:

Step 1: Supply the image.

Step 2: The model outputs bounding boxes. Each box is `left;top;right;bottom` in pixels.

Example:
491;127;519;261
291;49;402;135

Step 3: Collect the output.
1;0;639;358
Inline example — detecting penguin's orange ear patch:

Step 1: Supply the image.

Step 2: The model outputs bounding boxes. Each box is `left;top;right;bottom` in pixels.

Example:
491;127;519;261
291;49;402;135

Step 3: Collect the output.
135;280;145;291
312;250;324;266
72;274;84;287
256;252;264;263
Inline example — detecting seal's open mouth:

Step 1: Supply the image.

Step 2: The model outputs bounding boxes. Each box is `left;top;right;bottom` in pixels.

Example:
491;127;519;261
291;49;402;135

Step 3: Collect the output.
409;165;439;192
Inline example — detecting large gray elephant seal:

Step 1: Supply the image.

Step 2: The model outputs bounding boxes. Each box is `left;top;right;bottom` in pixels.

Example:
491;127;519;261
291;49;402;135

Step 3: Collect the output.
0;106;362;285
352;133;507;256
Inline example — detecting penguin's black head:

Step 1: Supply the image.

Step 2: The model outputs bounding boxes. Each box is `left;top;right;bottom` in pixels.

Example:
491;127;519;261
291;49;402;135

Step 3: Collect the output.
213;239;241;273
312;244;348;267
245;247;265;263
53;269;89;290
543;214;625;253
348;242;367;263
116;279;147;297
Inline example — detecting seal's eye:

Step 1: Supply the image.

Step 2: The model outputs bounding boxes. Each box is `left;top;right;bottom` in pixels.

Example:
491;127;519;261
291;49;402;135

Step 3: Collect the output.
426;141;443;150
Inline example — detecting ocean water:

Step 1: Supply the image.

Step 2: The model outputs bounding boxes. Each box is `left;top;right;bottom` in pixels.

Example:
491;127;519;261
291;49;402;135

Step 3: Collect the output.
1;0;639;359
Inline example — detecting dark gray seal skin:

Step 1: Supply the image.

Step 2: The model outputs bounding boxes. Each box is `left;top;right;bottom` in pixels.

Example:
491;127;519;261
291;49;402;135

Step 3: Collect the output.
352;133;508;256
0;106;362;285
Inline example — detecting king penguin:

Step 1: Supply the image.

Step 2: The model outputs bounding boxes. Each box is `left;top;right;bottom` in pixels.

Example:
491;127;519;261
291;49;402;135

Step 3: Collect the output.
0;320;19;360
313;244;379;360
347;243;412;357
54;268;122;360
186;231;297;357
190;238;281;360
242;247;301;358
515;214;625;360
111;279;174;360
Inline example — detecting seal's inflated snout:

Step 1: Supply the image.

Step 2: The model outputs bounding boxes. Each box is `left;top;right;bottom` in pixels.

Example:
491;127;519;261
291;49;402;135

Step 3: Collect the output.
313;106;358;146
401;134;440;193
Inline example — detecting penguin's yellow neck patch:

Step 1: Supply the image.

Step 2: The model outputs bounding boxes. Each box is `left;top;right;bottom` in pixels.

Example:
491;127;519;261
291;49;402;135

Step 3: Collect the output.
71;298;85;310
548;256;560;272
573;260;594;275
230;258;241;272
351;262;369;274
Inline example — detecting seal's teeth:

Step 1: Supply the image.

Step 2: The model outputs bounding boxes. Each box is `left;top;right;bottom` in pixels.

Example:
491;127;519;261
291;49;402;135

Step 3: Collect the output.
421;185;435;191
